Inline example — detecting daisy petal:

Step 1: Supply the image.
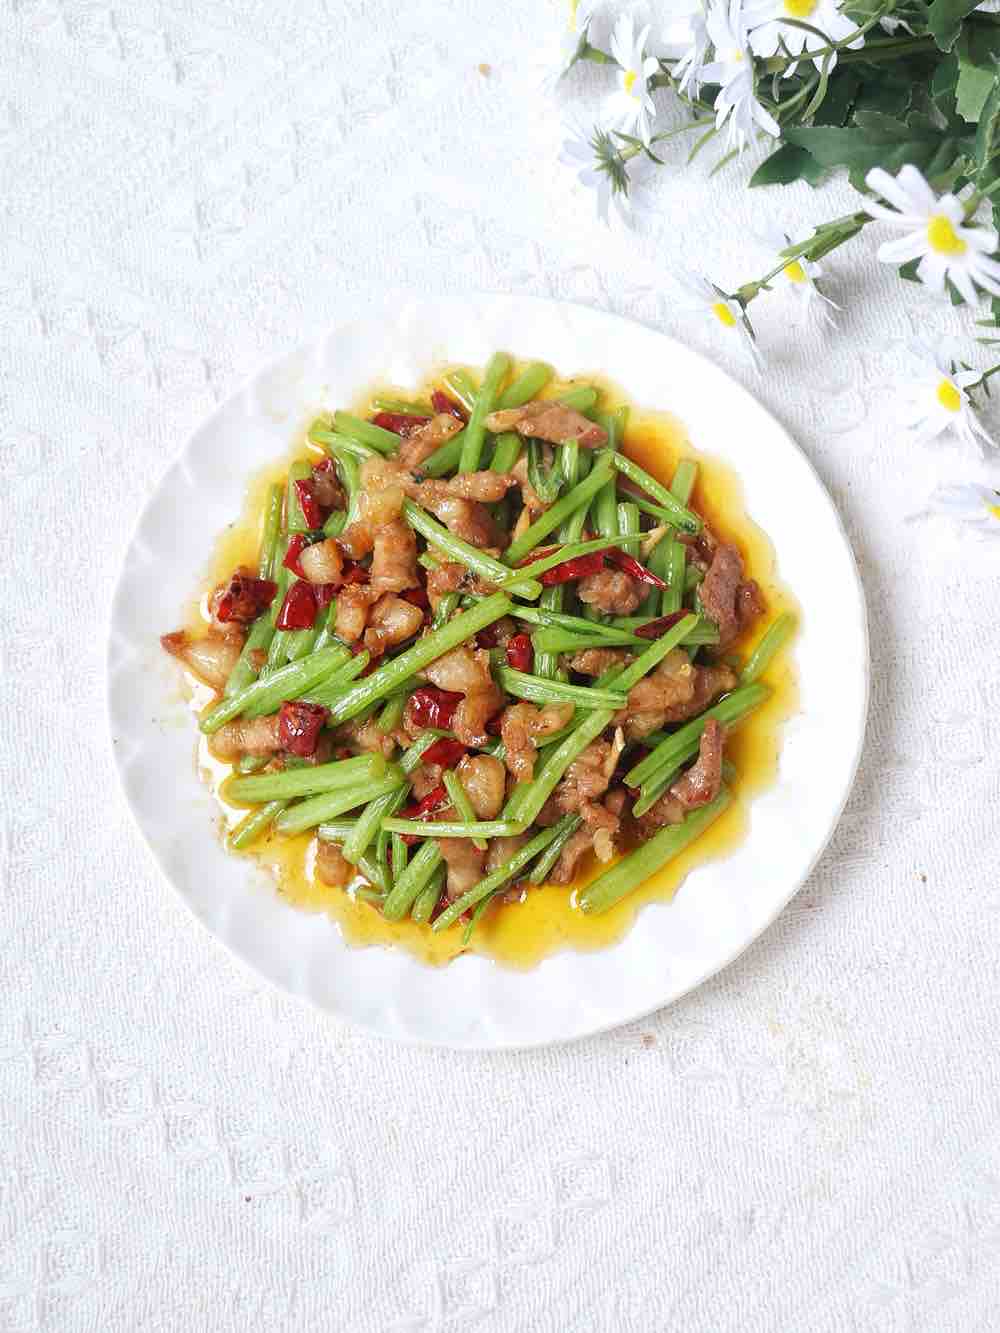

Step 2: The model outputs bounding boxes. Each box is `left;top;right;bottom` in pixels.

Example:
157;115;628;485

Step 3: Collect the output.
877;231;929;264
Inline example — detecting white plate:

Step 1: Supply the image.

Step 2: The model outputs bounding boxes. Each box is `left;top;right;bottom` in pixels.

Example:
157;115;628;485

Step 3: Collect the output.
107;294;868;1049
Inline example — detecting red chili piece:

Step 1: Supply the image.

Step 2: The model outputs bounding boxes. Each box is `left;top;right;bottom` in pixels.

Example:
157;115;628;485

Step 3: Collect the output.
282;534;310;577
371;412;430;437
421;737;467;768
397;783;450;844
276;580;318;630
215;574;278;624
293;477;325;529
430;389;467;422
634;611;687;639
538;552;605;586
400;585;430;610
506;633;533;672
605;548;668;589
340;560;370;586
278;701;328;757
314;582;338;609
407;686;463;730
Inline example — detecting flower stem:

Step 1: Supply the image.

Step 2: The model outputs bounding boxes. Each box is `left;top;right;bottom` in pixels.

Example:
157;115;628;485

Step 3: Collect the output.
735;211;871;306
836;34;936;63
579;42;612;65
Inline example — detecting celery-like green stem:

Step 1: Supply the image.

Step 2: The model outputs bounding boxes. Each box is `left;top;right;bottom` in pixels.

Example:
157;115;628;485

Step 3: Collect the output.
433;816;578;931
578;791;732;914
458;352;510;472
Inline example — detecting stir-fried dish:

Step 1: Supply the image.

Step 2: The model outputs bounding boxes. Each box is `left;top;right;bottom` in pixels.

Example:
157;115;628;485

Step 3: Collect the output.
163;356;796;955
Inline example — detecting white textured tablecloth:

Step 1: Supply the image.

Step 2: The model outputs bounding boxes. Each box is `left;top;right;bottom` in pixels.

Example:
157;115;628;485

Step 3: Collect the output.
4;2;1000;1329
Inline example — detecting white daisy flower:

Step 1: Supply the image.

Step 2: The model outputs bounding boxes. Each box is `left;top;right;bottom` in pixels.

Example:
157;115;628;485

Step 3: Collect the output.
673;270;764;370
898;336;994;454
602;13;660;146
559;120;641;227
922;481;1000;539
749;0;864;72
660;0;710;95
759;226;838;325
557;0;598;79
701;0;780;151
864;164;1000;305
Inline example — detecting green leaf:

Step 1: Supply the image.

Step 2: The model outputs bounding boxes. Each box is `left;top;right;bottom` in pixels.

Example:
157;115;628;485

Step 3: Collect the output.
958;63;998;122
749;143;826;188
976;76;1000;182
955;25;1000;121
926;0;982;53
898;258;920;284
931;51;961;113
814;68;862;126
784;110;974;190
853;61;928;119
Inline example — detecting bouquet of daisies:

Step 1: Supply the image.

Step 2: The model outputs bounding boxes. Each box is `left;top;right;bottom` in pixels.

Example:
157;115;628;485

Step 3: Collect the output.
555;0;1000;532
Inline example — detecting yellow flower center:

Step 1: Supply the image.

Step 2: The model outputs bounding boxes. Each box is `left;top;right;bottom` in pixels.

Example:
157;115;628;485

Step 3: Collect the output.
784;0;817;15
784;260;807;284
989;504;1000;521
568;0;579;30
927;215;967;256
936;378;962;413
727;47;745;63
623;68;637;96
712;302;737;328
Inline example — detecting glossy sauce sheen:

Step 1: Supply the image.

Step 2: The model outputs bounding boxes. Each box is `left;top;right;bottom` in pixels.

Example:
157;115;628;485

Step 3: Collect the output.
184;368;799;969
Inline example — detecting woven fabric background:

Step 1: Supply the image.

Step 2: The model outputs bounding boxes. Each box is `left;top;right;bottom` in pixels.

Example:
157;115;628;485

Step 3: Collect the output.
3;2;1000;1329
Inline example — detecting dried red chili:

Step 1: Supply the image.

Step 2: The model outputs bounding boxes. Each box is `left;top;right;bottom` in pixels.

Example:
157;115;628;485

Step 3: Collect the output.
505;633;533;672
278;701;328;756
538;551;605;586
340;560;370;586
421;737;467;768
371;411;430;437
275;580;318;630
214;573;277;624
293;477;324;529
282;534;310;577
397;783;450;844
400;585;430;610
605;548;668;589
406;686;463;730
634;611;687;639
430;389;467;422
314;582;338;609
